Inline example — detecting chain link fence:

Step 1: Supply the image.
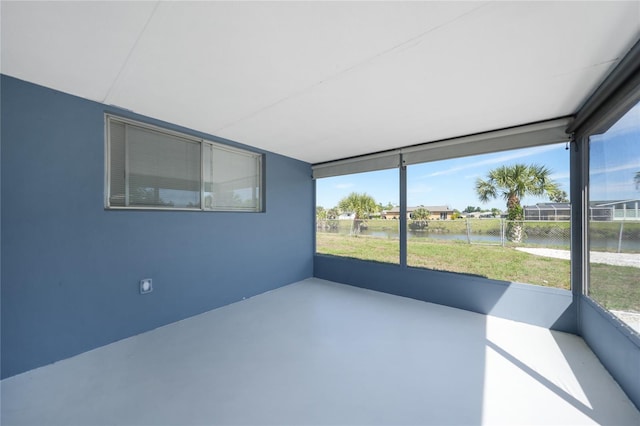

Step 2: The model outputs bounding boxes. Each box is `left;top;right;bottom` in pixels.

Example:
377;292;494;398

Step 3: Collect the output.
424;219;572;248
502;220;571;249
432;219;638;252
589;220;640;253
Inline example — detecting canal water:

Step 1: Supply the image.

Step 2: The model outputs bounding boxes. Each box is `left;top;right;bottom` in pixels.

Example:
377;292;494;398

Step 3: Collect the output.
319;228;640;252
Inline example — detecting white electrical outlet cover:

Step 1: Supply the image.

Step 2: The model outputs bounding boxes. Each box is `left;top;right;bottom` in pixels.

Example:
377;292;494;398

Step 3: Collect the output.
140;279;153;294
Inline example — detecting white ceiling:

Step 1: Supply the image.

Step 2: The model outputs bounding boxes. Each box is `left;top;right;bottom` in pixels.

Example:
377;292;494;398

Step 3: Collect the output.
2;1;639;164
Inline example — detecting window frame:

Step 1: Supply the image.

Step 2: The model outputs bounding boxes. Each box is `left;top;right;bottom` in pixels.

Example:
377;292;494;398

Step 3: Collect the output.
105;114;264;212
569;39;640;312
579;102;640;341
314;168;401;265
314;123;572;281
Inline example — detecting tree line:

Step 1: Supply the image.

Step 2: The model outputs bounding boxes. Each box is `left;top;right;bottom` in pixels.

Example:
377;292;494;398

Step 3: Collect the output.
316;194;393;221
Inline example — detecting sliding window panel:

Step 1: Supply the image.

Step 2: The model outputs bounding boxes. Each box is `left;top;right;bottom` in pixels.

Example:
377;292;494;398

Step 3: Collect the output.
316;169;399;264
406;143;571;289
204;144;262;212
588;102;640;334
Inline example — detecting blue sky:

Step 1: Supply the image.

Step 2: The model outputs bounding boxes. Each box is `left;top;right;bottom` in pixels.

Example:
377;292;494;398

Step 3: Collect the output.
589;102;640;202
317;101;640;211
316;143;572;212
317;101;640;212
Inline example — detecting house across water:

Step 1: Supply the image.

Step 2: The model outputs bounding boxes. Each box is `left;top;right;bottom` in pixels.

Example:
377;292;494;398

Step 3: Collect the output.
524;200;640;221
383;206;455;220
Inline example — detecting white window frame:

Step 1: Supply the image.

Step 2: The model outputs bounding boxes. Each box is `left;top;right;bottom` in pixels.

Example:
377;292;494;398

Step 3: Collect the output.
105;114;263;212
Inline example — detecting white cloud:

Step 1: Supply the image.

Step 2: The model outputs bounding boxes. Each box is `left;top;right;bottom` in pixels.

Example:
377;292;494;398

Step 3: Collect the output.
590;161;639;177
550;171;570;180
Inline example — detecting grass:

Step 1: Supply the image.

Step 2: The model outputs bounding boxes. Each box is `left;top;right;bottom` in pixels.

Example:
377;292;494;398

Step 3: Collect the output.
407;239;571;289
316;233;640;312
590;264;640;312
316;233;400;264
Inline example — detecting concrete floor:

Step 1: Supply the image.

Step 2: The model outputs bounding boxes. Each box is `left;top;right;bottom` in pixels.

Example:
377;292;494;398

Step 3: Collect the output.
2;278;639;425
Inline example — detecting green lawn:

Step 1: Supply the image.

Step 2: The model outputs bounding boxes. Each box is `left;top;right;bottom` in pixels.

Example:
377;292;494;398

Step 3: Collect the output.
407;238;570;289
317;233;400;264
590;264;640;312
316;233;640;312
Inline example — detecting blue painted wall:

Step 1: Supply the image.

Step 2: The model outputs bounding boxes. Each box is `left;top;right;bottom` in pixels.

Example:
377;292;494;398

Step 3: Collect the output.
0;75;314;378
314;255;577;333
580;296;640;409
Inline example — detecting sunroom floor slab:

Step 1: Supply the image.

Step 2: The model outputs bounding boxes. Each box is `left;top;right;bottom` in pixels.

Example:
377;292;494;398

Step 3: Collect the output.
2;278;639;425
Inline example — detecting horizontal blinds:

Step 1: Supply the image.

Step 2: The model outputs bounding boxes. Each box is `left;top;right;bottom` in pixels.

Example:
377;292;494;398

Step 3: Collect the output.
311;118;570;178
205;145;261;211
107;114;263;211
127;126;201;208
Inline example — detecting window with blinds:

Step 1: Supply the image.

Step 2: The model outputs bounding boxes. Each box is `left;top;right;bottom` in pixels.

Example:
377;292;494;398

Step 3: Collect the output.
106;115;263;212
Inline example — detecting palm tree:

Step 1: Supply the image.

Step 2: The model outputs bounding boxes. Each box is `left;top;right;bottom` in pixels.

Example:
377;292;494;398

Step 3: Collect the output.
337;192;377;235
316;206;327;220
475;164;561;242
409;207;430;230
548;189;569;203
